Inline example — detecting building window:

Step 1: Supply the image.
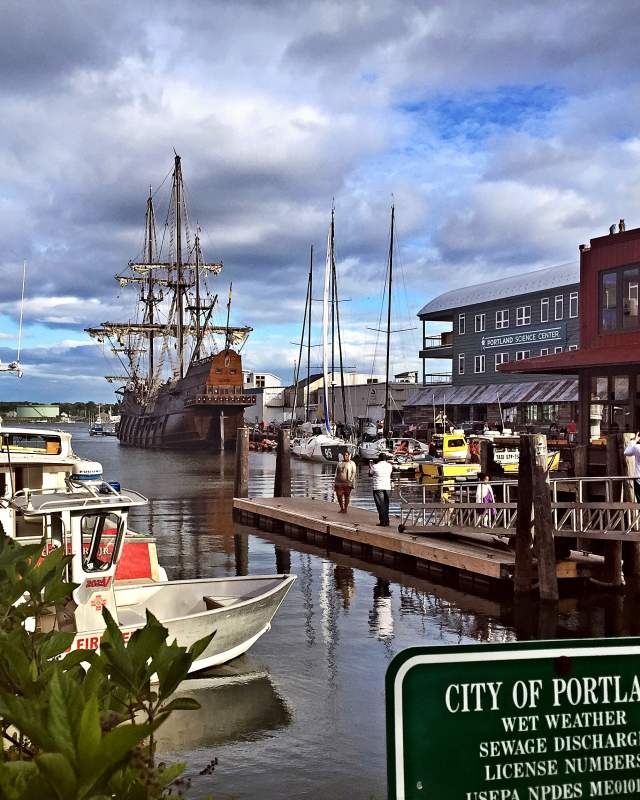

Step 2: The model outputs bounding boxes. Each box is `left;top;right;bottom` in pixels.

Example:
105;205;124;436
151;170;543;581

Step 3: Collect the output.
474;355;485;374
495;309;509;329
516;306;531;326
495;352;509;369
569;345;578;351
515;350;530;360
554;346;563;354
540;297;549;323
555;294;564;320
255;375;266;388
458;353;465;375
599;267;640;332
458;314;466;335
474;313;485;333
590;375;632;434
569;291;578;318
540;348;549;356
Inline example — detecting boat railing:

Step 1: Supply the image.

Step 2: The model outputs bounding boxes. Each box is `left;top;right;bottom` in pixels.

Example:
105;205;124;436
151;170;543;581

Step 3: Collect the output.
10;482;148;514
397;476;640;539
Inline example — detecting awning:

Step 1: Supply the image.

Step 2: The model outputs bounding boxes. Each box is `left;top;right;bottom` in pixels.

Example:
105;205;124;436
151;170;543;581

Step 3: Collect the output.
499;343;640;374
404;378;578;407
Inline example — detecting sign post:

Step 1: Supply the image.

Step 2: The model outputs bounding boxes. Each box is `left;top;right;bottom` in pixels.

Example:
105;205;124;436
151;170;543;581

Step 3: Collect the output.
387;638;640;800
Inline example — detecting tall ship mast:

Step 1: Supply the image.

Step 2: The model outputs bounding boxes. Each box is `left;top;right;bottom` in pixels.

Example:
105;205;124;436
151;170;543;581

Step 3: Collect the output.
86;154;255;450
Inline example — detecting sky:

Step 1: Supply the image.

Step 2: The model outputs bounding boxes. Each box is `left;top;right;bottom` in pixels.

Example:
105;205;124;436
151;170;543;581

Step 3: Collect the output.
1;0;640;402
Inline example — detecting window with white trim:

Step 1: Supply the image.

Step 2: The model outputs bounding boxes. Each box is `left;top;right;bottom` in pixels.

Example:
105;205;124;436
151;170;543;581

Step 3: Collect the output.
474;313;485;333
515;350;530;360
495;352;509;369
495;309;509;329
516;306;531;326
540;297;549;323
569;345;578;351
569;291;578;318
554;346;563;353
474;354;485;374
540;348;549;356
458;314;466;335
555;294;564;320
458;353;465;375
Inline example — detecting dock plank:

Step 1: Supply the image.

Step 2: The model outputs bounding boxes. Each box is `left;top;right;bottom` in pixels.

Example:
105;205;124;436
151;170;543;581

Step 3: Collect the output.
233;497;514;580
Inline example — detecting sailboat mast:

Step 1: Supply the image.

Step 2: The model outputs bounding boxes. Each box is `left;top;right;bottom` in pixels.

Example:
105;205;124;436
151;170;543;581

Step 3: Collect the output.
174;154;184;379
384;205;395;438
194;232;202;361
333;260;348;429
321;215;332;436
306;246;313;423
145;189;155;380
330;210;336;424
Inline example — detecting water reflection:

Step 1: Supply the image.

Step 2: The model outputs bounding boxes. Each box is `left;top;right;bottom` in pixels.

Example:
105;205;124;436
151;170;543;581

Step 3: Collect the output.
155;658;291;753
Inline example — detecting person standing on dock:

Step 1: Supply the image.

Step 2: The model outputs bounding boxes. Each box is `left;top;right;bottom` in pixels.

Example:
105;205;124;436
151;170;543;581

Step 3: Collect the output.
369;453;393;527
334;451;356;513
624;434;640;501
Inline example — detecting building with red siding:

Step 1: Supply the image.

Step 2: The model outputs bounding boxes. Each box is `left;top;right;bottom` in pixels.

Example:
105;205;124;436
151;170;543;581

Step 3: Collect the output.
501;224;640;443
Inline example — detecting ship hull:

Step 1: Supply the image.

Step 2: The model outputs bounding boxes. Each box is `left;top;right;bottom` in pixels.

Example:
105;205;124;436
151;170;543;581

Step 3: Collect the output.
117;353;255;452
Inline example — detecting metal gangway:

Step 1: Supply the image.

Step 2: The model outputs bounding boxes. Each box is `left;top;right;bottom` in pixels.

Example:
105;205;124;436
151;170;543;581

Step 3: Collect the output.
397;476;640;542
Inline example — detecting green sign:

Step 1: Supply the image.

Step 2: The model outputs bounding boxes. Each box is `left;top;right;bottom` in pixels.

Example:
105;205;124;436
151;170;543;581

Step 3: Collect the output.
386;638;640;800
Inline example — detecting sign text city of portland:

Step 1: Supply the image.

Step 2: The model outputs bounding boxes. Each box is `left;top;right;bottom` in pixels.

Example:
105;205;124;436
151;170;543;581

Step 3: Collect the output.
387;638;640;800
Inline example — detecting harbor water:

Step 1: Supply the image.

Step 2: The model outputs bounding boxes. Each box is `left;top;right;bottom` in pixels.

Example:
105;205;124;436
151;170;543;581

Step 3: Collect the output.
60;426;640;799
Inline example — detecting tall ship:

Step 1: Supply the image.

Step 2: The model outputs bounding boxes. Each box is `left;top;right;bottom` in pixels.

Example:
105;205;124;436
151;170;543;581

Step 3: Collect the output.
87;154;255;450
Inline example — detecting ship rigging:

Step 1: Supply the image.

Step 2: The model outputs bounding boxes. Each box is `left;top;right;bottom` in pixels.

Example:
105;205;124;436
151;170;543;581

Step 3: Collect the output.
86;154;255;450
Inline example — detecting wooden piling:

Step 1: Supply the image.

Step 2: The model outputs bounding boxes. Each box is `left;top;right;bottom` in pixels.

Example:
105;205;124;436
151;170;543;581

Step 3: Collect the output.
604;435;623;587
234;426;249;498
621;432;640;591
479;439;494;476
532;434;558;602
514;435;534;594
274;428;291;498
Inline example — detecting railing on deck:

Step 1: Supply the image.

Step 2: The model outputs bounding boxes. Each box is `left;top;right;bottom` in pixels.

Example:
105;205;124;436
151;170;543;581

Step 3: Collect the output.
397;476;640;541
185;385;257;406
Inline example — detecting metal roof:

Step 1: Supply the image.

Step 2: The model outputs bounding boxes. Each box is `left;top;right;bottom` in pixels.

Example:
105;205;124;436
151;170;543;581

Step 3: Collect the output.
418;262;579;320
404;378;578;407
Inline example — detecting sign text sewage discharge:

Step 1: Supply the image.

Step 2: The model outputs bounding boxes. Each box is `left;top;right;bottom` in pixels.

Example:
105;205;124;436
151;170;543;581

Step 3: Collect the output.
386;638;640;800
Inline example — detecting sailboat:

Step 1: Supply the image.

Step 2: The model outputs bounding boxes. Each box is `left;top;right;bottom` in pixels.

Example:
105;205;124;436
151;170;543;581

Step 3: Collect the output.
86;154;256;450
359;205;397;461
293;210;356;463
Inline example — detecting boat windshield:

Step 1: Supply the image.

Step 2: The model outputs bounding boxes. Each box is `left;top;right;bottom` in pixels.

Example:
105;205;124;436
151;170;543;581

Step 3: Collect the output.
0;433;62;456
81;512;122;573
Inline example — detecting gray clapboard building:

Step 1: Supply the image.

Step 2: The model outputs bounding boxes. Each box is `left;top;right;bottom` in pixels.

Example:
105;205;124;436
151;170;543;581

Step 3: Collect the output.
405;263;581;427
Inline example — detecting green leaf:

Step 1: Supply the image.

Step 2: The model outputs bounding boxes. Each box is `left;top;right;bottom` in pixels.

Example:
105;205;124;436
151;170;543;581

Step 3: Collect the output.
47;671;81;766
80;723;152;791
34;753;77;800
76;695;102;778
160;696;201;712
188;631;216;662
39;631;76;661
0;761;39;800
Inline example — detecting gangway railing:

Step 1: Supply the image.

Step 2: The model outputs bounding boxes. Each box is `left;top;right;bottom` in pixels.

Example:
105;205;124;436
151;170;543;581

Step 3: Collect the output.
397;476;640;541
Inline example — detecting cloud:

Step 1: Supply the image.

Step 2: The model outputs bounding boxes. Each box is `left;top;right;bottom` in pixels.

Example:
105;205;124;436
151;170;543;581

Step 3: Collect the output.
1;1;640;399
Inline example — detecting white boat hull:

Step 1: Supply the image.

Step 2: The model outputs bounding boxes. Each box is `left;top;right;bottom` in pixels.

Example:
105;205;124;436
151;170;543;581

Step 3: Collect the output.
67;574;296;673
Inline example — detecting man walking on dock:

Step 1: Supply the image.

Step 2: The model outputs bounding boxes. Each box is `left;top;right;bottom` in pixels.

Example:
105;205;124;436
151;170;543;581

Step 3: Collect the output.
369;453;393;527
334;451;356;513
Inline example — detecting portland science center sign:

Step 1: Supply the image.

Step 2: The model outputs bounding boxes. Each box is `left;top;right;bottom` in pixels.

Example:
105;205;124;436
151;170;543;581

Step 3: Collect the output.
386;638;640;800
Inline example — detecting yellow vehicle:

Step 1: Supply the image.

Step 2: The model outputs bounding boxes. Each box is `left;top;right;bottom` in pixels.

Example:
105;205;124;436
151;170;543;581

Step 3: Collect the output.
430;432;469;463
415;459;480;483
492;446;560;474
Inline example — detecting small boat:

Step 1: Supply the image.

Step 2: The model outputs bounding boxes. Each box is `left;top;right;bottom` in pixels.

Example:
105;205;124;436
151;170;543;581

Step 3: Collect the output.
293;433;356;462
358;437;389;460
10;484;295;672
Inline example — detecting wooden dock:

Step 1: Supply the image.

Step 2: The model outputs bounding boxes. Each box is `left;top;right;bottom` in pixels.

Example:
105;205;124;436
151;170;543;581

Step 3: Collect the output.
233;497;598;589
